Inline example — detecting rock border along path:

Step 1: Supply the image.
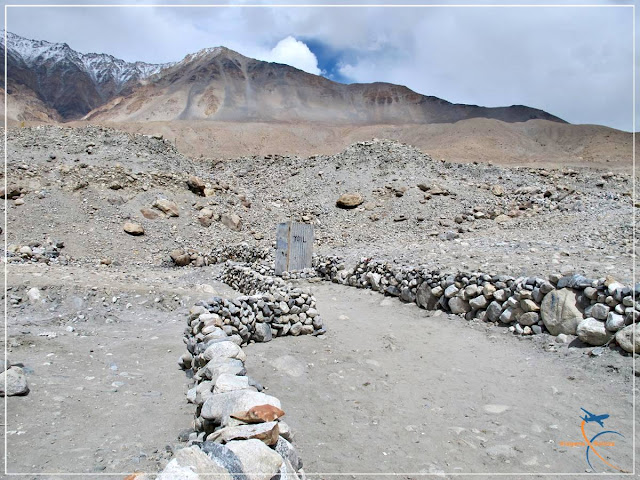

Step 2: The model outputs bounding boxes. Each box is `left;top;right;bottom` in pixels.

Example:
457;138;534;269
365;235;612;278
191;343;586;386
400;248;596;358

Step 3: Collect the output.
157;244;637;478
310;256;639;354
152;259;323;479
171;243;639;355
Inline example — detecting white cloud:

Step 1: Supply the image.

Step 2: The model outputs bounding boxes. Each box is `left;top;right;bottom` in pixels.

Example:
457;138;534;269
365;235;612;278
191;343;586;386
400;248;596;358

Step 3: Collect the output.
258;36;321;75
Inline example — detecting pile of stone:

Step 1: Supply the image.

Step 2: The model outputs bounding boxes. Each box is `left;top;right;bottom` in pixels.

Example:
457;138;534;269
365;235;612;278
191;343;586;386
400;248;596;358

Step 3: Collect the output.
169;243;273;268
5;239;67;265
169;248;211;267
160;306;306;479
313;256;639;354
1;357;29;397
208;244;272;265
219;264;325;338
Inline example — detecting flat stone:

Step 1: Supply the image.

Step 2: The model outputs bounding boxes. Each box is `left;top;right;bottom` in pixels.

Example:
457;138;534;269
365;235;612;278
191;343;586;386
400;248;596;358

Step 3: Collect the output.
153;198;180;217
213;374;256;394
231;404;285;423
207;422;279;446
201;390;282;426
140;207;160;220
202;341;246;363
483;404;510;414
201;358;246;382
557;274;592;289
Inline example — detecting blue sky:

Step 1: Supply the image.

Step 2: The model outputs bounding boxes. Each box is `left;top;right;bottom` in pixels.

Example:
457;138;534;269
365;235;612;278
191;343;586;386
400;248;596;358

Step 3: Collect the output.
3;0;636;131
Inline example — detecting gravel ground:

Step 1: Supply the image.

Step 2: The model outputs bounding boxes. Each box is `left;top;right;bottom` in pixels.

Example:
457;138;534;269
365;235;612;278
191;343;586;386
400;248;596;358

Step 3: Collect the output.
1;125;637;477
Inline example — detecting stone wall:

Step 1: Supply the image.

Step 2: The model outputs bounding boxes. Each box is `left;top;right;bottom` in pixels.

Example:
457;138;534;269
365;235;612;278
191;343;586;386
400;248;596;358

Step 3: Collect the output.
220;264;325;338
312;256;639;354
169;243;272;267
157;304;305;479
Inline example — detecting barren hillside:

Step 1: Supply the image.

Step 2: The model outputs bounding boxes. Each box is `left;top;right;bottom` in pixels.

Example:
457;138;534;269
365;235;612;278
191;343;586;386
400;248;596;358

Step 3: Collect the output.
70;118;634;170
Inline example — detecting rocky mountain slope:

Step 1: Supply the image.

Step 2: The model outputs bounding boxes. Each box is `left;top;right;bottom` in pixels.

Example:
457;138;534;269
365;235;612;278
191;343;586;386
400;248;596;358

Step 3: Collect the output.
3;30;564;125
83;46;565;124
0;30;171;119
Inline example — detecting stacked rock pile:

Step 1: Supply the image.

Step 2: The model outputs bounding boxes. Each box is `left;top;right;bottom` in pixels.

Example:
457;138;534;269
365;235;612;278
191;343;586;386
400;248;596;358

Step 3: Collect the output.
169;243;273;268
208;244;272;265
219;264;325;338
313;256;639;354
232;262;320;281
160;305;306;479
5;239;67;265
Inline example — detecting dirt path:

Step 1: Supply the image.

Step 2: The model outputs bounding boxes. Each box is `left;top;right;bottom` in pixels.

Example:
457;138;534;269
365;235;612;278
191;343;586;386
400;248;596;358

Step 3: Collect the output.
2;266;637;478
245;282;637;478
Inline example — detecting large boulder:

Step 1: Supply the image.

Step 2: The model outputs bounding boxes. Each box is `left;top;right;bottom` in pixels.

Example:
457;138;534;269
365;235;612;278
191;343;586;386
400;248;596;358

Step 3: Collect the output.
615;324;639;354
0;367;29;396
202;341;246;363
336;193;364;209
225;439;284;480
540;288;583;335
213;374;256;395
576;318;614;346
201;390;282;426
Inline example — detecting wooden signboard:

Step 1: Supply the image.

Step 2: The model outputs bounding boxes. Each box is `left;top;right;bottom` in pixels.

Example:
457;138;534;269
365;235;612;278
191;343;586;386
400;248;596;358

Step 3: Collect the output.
275;222;314;275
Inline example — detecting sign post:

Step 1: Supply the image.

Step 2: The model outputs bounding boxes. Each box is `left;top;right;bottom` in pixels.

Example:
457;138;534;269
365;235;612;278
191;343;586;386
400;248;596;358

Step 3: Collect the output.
275;222;314;275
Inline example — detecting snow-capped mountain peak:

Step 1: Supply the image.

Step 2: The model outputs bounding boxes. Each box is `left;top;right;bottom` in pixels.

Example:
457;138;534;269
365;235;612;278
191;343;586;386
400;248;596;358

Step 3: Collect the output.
1;30;173;88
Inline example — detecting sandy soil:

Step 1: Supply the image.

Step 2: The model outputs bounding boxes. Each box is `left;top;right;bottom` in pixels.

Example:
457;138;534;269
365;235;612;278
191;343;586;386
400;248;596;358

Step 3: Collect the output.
245;281;637;478
1;263;239;477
